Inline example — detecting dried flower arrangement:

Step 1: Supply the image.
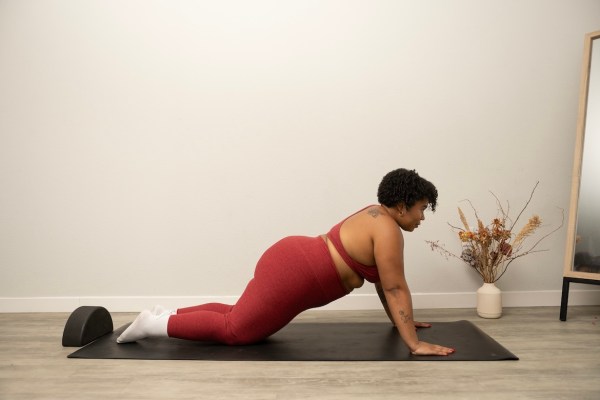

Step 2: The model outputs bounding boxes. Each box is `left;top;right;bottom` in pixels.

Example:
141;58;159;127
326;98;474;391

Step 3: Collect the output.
426;182;563;283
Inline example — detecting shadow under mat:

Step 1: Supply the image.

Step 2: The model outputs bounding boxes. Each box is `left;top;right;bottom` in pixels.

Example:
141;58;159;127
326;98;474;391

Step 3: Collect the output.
68;320;518;361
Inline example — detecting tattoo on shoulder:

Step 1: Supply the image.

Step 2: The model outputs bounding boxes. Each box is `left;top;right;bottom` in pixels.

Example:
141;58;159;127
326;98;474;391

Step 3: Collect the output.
367;208;381;218
398;310;412;324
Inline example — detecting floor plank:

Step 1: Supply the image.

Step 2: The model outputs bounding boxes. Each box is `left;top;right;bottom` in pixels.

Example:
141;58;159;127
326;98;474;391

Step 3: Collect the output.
1;306;599;399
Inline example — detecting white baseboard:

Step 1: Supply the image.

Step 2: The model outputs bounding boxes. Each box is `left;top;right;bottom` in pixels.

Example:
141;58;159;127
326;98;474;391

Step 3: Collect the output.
1;289;599;313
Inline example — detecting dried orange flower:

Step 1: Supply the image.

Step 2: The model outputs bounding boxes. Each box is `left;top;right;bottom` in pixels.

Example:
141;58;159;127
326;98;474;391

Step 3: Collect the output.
426;183;562;283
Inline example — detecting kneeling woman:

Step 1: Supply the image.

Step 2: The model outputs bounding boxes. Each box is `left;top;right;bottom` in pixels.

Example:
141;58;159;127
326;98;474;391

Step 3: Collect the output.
117;168;455;356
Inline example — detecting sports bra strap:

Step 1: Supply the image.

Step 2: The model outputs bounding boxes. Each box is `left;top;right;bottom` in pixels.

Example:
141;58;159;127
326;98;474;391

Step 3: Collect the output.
326;206;380;283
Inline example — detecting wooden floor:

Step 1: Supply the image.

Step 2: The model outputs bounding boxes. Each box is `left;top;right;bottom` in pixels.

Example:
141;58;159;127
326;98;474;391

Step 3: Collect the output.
1;306;599;399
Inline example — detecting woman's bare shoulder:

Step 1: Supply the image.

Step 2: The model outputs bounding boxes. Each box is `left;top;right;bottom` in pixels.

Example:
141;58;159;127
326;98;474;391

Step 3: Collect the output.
349;205;400;234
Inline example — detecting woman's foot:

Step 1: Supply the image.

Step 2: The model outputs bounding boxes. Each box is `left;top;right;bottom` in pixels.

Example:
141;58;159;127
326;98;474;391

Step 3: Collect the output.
151;304;175;316
116;310;169;343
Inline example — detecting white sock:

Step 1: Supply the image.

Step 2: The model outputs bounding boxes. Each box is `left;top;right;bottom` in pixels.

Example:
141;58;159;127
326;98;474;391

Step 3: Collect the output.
116;310;169;343
151;305;176;316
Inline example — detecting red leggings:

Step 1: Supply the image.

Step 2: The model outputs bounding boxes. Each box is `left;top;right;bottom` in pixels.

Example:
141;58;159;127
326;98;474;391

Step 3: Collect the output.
167;236;348;345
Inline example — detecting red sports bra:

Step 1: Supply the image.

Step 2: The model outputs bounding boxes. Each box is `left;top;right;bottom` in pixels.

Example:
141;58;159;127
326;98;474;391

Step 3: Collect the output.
326;206;380;283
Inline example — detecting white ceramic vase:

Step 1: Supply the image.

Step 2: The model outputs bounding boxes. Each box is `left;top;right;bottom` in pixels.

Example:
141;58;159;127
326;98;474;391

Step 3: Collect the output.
476;282;502;318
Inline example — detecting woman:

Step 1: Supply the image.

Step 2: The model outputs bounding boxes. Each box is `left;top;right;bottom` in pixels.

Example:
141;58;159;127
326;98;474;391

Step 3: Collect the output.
117;168;455;356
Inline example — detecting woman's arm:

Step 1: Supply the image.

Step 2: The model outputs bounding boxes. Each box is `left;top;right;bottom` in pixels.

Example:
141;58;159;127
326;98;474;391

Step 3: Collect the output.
376;281;432;329
375;282;394;324
374;221;454;356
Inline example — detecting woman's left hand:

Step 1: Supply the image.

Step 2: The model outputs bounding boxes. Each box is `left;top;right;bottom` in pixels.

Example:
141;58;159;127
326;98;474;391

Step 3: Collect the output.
413;321;432;329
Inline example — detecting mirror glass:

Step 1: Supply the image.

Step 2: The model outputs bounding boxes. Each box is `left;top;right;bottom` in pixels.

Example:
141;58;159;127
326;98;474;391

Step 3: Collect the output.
574;37;600;273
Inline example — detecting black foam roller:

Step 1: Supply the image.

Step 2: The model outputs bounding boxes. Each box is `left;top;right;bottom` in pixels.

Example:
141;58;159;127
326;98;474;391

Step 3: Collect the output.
62;306;113;347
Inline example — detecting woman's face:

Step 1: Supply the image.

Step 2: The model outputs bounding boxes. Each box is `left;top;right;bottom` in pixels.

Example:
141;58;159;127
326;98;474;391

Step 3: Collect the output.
397;198;429;232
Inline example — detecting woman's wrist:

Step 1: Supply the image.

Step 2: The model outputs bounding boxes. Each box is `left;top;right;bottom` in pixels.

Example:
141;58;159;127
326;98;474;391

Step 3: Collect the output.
407;340;420;352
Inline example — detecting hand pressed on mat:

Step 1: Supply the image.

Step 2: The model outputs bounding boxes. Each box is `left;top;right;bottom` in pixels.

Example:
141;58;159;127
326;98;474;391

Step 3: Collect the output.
411;340;456;356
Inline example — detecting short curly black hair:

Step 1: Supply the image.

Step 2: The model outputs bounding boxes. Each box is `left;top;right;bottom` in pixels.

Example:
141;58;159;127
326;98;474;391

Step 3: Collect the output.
377;168;438;212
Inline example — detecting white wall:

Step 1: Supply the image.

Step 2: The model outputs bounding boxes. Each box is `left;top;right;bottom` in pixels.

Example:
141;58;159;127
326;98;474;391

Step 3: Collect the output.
2;0;600;312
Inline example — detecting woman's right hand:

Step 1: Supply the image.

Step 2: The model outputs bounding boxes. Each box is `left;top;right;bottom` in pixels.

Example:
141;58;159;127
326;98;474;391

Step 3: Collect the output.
410;341;455;356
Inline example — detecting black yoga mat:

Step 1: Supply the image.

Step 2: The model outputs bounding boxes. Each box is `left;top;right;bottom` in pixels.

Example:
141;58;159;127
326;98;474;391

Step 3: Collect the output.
67;320;518;361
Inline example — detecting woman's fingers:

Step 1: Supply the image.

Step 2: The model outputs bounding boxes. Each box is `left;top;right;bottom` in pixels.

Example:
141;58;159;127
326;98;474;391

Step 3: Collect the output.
435;345;456;356
413;321;432;329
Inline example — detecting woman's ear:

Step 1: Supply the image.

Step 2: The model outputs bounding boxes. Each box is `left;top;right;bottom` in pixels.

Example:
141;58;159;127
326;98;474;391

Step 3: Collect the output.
396;203;407;216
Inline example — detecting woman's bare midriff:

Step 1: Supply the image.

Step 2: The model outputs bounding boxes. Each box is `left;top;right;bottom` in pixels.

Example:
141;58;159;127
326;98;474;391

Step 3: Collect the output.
320;235;364;293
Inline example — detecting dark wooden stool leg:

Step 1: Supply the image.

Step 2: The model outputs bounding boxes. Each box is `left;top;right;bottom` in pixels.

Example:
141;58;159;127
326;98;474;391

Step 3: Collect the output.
560;277;570;321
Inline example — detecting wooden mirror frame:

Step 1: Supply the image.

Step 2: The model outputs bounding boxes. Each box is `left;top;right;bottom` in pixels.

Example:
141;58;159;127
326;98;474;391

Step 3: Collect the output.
560;30;600;321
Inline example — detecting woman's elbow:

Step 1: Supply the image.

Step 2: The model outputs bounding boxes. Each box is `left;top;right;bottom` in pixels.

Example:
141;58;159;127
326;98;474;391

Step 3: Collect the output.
382;283;408;295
